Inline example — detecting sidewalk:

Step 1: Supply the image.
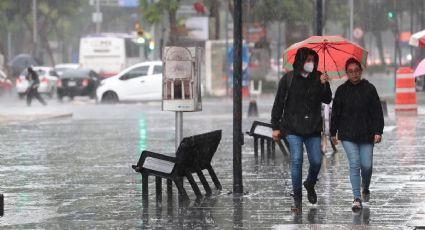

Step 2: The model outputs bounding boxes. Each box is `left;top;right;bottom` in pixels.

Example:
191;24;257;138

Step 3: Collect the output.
0;95;425;229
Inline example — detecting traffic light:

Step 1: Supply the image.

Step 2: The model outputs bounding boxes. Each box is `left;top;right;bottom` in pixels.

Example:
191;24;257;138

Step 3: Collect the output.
149;40;155;50
387;10;394;19
135;23;144;37
134;23;146;44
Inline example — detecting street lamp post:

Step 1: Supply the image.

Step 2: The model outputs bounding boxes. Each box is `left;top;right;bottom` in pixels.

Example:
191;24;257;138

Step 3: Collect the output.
233;0;243;195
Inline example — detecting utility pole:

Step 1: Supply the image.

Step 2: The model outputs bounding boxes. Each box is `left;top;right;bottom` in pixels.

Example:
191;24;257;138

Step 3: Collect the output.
96;0;101;33
32;0;38;57
225;8;229;96
277;21;282;79
410;0;414;67
316;0;323;36
349;0;353;41
233;0;243;195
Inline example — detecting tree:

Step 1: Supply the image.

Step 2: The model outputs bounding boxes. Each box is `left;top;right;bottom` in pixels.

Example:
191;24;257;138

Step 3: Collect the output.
355;0;395;67
0;0;85;66
140;0;181;43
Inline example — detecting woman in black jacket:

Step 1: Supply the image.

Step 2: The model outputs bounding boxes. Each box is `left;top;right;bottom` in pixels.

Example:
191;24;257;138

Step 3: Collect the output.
271;47;332;213
330;57;384;211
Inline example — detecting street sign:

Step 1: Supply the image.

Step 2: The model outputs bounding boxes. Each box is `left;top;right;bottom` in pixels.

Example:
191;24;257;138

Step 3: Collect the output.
353;27;364;39
119;0;139;7
92;12;103;23
89;0;138;7
162;46;202;112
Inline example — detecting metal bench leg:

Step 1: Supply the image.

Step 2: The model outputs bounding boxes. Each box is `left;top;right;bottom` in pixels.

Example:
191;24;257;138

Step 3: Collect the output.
196;170;212;196
185;172;203;199
142;173;149;202
167;179;173;200
155;177;162;203
173;178;189;201
254;137;258;159
260;138;265;162
206;165;222;190
267;140;272;162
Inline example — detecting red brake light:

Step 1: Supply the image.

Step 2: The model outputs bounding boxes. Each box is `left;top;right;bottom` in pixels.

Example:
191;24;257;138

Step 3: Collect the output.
42;77;49;83
16;78;21;84
82;79;89;87
57;80;63;87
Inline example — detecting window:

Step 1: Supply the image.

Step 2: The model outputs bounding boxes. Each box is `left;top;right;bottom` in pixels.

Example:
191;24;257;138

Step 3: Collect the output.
49;70;59;77
153;65;163;75
36;69;47;76
120;66;149;80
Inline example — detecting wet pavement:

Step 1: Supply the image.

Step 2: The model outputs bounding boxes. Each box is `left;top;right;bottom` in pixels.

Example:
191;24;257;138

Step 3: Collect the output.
1;93;425;229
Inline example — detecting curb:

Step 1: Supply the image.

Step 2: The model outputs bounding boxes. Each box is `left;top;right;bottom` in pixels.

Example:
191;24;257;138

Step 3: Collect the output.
0;113;73;125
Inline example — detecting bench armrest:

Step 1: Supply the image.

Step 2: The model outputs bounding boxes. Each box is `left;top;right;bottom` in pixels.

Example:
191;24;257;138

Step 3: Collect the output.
136;150;177;167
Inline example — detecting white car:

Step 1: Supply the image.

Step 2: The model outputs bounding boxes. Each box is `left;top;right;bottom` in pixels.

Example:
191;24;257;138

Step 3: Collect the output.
96;61;163;103
16;66;59;98
54;63;80;76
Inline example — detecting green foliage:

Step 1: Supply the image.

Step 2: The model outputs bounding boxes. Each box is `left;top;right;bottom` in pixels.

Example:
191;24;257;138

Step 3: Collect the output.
140;0;181;24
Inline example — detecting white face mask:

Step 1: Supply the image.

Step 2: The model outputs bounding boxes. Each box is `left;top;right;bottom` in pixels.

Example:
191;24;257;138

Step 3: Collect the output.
303;62;314;73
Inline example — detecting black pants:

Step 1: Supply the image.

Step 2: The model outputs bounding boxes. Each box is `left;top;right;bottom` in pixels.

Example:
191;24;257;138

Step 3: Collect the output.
27;88;46;106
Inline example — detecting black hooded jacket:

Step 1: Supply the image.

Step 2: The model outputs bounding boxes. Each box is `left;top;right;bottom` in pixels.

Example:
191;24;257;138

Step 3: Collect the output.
26;68;40;88
271;47;332;137
330;79;384;143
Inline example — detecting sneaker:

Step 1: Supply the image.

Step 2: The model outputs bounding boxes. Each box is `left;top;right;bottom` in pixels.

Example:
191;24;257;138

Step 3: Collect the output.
291;192;302;213
352;198;362;211
303;180;317;204
362;188;370;202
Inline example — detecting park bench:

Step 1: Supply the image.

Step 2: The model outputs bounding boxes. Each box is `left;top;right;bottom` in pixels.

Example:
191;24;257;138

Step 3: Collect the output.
246;121;290;160
132;130;222;200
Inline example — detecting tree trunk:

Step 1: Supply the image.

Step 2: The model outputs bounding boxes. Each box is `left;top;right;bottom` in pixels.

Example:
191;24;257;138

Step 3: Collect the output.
227;1;234;20
168;9;177;43
41;36;55;66
209;0;220;39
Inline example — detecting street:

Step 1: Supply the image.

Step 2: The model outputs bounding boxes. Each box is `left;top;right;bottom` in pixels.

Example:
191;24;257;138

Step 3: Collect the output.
1;92;425;229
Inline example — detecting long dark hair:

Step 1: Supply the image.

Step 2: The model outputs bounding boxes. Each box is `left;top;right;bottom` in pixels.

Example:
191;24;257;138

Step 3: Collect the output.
293;47;319;75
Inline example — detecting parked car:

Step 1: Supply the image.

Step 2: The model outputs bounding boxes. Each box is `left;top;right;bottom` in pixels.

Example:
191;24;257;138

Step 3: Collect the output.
16;66;59;99
0;69;13;96
96;61;163;103
54;63;80;76
57;68;100;100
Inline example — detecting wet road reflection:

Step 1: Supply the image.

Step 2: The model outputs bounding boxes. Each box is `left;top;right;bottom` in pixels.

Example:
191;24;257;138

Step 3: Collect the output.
0;99;424;229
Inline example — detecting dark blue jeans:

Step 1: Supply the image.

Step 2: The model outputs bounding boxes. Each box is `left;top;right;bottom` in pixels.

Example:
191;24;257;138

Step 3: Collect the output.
286;135;322;192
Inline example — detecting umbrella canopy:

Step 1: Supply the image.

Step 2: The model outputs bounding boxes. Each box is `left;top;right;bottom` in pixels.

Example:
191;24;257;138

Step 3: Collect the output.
8;53;38;68
409;29;425;48
7;53;39;77
414;58;425;77
283;36;368;79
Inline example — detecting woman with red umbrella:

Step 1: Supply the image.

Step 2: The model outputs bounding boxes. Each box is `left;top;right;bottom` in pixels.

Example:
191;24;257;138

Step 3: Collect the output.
330;57;384;212
271;47;332;213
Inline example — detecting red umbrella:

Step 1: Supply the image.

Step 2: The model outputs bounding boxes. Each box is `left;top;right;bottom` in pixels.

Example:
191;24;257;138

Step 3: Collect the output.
283;35;368;79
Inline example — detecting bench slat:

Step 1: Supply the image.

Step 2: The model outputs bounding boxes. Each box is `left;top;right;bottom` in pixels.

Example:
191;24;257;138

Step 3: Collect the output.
143;157;175;174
